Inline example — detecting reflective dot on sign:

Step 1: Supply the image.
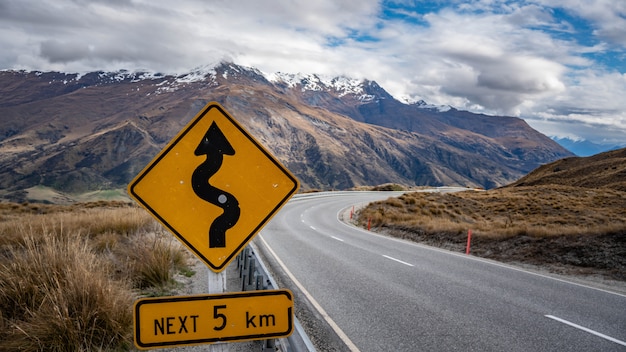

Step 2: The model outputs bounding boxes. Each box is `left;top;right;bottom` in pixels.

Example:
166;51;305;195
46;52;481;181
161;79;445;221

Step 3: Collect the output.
218;194;227;204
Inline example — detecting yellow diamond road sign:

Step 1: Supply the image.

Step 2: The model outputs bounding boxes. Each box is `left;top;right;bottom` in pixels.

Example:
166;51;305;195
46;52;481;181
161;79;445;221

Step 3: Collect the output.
128;102;299;272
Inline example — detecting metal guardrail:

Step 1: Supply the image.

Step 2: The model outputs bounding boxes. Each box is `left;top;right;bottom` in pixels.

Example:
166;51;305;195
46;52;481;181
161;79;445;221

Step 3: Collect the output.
235;244;316;352
236;246;269;291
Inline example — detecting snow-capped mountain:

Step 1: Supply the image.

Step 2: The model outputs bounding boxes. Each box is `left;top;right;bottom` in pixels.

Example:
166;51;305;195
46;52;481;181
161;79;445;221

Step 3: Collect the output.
0;62;572;202
552;137;626;157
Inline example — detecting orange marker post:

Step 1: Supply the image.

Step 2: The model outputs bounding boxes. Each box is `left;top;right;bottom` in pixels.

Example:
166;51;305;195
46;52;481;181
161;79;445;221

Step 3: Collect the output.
466;229;472;255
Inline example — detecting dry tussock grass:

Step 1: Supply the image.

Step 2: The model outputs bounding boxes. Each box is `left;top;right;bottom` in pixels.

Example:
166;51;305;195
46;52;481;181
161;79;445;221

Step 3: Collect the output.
0;234;133;351
0;201;193;351
360;185;626;239
0;202;154;246
357;186;626;280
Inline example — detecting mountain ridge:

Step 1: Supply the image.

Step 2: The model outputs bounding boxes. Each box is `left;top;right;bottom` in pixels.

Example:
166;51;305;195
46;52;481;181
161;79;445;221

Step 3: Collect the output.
507;147;626;191
0;62;572;202
552;136;626;157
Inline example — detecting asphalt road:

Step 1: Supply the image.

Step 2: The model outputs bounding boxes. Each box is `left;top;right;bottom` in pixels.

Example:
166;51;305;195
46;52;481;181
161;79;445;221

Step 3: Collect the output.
257;191;626;352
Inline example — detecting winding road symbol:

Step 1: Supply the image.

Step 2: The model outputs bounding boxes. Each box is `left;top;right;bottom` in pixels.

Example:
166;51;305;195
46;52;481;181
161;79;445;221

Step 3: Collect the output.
127;102;299;272
191;121;240;248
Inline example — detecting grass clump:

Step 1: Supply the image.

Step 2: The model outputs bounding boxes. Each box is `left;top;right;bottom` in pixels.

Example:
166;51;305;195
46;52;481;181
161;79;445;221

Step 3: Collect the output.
121;233;191;293
0;201;193;351
0;234;133;351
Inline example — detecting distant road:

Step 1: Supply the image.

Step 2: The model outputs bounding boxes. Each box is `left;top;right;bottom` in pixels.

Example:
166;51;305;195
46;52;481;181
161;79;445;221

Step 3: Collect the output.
257;191;626;352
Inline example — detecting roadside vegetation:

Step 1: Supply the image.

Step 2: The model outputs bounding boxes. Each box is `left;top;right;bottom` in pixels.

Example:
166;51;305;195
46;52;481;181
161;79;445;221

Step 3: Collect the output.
0;201;193;351
356;185;626;281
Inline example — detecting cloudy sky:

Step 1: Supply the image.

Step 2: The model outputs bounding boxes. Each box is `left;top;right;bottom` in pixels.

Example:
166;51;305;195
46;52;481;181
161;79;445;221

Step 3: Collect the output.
1;0;625;145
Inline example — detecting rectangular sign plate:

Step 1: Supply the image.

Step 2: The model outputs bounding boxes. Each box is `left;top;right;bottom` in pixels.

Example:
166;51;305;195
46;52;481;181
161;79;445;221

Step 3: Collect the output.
134;290;293;349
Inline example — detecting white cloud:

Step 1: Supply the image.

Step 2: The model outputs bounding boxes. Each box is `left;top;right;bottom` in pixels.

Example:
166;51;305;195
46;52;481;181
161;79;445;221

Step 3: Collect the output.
525;69;626;144
535;0;626;47
353;7;570;114
0;0;624;144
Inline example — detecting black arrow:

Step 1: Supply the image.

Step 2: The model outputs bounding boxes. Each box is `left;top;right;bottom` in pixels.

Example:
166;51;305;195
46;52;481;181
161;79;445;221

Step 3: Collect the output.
191;121;240;248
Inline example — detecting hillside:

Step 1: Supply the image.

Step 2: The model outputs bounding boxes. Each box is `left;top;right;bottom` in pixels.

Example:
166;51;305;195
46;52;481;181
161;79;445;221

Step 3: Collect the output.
0;63;572;203
356;148;626;282
507;147;626;191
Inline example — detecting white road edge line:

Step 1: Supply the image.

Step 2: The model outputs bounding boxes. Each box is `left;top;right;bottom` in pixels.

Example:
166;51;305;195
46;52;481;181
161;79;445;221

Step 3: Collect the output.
258;235;361;352
337;205;626;299
545;315;626;347
382;255;414;267
331;236;344;242
249;241;317;352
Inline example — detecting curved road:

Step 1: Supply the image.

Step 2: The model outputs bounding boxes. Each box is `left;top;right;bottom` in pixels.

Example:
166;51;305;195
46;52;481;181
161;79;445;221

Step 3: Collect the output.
257;191;626;352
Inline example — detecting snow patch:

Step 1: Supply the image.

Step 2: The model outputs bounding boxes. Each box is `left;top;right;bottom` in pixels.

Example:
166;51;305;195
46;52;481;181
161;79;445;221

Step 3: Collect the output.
267;72;366;97
406;99;453;112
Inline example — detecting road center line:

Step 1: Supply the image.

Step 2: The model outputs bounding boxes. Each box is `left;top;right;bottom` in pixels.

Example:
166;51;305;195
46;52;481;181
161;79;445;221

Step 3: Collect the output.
331;236;344;242
258;235;361;352
382;255;414;267
545;315;626;347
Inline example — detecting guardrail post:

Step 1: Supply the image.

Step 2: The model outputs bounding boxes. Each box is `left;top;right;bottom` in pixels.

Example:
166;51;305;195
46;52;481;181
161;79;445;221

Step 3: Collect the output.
262;338;276;351
247;258;256;289
242;248;250;278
